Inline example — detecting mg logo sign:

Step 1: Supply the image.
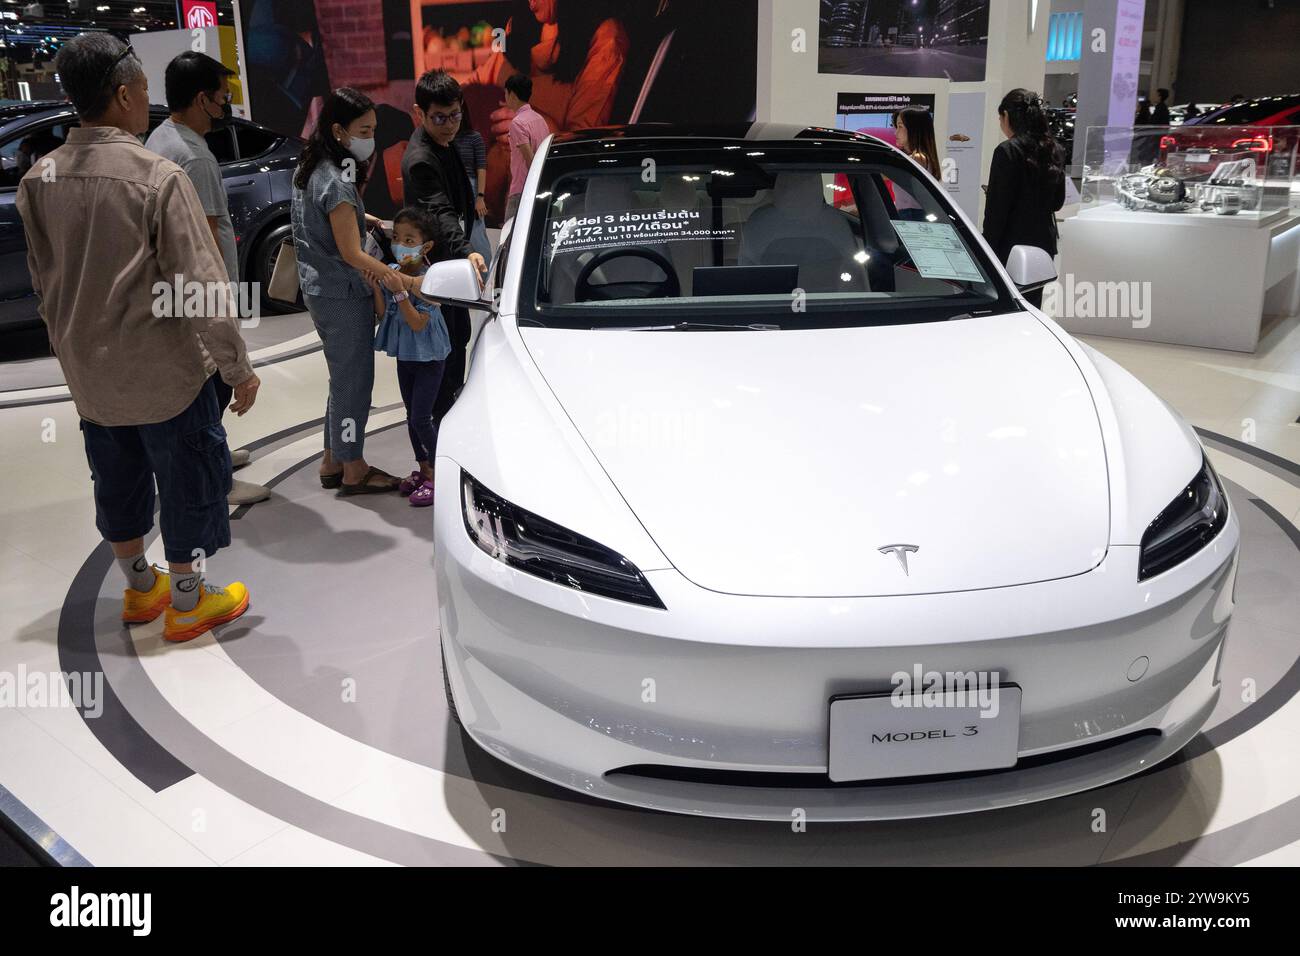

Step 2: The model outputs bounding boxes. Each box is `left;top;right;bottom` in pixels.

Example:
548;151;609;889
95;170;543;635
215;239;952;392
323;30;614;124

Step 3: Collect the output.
183;1;217;29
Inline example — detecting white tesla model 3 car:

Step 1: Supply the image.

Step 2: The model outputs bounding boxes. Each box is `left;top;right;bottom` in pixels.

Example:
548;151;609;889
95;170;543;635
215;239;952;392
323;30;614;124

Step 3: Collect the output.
421;124;1238;821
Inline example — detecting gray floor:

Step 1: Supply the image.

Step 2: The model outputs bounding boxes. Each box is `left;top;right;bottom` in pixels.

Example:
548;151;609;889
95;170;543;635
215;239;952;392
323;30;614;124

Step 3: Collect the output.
67;421;1300;865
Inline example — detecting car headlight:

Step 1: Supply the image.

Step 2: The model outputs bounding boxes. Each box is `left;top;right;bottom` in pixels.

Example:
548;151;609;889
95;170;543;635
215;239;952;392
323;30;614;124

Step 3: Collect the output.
461;470;665;608
1138;455;1228;581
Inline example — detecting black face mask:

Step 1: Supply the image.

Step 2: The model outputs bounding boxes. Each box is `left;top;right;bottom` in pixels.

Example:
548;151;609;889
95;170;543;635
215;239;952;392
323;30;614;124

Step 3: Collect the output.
205;95;232;129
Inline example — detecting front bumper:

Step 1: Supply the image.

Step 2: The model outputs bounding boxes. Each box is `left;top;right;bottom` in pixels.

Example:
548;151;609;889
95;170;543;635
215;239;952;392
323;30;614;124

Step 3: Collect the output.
434;457;1239;821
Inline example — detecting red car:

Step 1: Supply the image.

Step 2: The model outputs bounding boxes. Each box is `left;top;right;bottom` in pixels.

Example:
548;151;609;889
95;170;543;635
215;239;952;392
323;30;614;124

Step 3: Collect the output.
1158;93;1300;166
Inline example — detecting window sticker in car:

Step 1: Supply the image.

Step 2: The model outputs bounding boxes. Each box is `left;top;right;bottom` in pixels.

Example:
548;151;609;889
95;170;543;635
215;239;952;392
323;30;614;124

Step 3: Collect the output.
547;208;736;260
890;220;983;282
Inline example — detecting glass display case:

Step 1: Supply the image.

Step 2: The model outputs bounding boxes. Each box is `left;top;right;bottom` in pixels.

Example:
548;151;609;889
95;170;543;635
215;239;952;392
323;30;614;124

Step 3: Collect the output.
1079;124;1299;220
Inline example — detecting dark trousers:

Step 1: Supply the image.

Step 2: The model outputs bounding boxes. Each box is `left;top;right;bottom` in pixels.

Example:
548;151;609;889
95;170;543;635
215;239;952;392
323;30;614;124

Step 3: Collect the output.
432;306;471;429
80;377;231;564
397;359;447;464
213;375;232;412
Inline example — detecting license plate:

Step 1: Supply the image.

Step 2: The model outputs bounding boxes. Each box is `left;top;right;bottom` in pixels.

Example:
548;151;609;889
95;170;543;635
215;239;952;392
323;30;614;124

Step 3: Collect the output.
827;686;1021;783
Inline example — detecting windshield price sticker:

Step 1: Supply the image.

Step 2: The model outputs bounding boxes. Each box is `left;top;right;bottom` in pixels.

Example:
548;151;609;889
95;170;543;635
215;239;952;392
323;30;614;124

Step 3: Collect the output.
890;220;983;282
548;208;735;258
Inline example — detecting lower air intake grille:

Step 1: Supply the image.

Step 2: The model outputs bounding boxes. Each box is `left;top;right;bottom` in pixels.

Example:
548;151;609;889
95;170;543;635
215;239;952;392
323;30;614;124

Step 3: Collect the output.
607;729;1162;789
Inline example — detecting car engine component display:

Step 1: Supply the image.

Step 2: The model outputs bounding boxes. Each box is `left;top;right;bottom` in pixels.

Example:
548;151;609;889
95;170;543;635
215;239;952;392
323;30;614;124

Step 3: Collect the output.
1115;172;1196;212
1147;175;1187;204
1112;157;1263;216
1193;158;1260;214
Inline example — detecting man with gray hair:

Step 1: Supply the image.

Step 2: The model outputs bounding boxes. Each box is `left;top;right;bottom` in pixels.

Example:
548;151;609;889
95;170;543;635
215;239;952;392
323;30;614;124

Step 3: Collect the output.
17;33;259;643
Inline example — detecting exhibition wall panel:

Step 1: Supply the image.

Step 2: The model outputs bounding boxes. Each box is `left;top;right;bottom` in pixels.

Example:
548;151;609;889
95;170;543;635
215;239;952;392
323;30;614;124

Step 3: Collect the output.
761;0;1050;223
236;0;760;223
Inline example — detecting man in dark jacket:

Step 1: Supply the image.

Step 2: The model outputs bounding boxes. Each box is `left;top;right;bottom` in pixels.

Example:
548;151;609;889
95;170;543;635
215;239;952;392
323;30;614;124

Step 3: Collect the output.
402;69;487;433
1151;88;1171;126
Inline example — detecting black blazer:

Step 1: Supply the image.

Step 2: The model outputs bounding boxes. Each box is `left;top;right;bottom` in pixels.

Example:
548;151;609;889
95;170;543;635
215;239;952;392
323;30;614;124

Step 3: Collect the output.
401;125;476;262
982;138;1065;264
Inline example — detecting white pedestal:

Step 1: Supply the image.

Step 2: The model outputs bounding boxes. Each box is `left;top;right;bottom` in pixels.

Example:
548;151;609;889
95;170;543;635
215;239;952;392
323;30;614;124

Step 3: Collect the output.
1054;205;1300;352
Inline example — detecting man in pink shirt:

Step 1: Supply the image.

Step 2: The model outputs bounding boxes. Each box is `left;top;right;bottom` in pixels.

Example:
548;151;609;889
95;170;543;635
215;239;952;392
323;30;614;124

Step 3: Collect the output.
504;73;550;219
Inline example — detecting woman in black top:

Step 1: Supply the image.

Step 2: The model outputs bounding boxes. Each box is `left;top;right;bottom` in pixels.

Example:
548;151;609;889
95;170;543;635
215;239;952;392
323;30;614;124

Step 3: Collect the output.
453;100;492;263
983;88;1065;308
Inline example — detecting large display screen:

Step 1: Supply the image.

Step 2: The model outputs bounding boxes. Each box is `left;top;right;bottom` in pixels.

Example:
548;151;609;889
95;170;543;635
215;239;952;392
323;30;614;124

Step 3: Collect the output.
819;0;990;82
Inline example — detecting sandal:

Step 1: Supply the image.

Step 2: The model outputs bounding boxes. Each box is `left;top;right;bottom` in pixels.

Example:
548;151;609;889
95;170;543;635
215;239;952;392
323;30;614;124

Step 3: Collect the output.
320;470;344;489
338;466;400;496
409;480;434;507
398;470;425;497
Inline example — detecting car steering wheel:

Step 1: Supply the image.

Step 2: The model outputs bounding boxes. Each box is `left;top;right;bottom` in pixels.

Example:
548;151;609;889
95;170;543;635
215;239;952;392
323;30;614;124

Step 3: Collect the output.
573;247;681;302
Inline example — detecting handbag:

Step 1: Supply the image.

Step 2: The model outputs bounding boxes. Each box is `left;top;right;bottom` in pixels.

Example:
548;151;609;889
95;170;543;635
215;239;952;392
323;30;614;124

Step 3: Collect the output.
267;239;300;304
364;224;393;263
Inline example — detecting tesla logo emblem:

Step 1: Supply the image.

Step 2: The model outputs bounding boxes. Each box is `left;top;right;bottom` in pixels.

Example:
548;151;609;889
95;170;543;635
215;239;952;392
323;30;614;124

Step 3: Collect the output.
878;544;919;575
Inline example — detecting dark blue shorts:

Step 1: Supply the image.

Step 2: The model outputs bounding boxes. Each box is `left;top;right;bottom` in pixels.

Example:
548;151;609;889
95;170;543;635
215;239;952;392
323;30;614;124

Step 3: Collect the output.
80;377;232;565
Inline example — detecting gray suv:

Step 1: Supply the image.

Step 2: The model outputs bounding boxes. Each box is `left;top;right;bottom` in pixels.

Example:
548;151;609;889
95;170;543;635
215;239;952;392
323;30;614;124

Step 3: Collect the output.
0;101;303;333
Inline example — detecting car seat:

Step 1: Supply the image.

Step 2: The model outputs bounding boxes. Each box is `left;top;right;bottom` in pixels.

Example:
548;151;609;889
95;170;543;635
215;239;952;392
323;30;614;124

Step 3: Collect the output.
739;172;868;292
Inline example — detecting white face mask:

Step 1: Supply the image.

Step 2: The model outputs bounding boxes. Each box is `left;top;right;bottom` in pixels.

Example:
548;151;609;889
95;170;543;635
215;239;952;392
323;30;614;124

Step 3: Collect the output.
346;136;375;162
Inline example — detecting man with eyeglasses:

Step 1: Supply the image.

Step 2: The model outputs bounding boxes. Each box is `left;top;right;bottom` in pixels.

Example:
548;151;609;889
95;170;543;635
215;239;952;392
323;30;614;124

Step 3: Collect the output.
402;69;486;435
403;70;485;278
17;33;258;642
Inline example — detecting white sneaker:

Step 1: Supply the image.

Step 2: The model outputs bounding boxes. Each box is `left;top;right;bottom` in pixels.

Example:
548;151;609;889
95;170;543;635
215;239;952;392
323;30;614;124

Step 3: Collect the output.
230;448;252;469
228;478;270;505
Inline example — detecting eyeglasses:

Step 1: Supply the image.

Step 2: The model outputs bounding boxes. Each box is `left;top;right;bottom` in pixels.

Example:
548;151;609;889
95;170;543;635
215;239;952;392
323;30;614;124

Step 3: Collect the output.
97;46;139;94
427;109;462;126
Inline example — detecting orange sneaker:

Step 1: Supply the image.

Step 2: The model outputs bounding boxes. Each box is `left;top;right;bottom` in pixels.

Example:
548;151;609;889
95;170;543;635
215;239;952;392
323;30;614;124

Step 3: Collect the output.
121;568;171;624
163;582;250;643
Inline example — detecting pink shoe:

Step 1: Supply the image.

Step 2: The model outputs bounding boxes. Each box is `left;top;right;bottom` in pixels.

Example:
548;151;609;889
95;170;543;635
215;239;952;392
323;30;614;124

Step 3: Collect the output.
398;471;424;496
409;480;434;507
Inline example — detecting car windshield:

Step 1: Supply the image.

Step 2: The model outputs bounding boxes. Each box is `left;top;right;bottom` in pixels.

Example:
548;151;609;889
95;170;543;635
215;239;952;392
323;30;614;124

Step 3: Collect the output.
524;143;1013;328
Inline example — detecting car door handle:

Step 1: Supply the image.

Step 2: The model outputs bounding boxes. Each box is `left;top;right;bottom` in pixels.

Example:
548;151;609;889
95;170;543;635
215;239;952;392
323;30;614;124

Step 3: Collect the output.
225;178;257;187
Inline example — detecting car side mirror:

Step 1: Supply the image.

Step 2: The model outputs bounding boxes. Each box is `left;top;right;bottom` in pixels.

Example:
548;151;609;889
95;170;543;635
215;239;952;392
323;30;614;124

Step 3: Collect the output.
1005;244;1056;293
420;258;488;310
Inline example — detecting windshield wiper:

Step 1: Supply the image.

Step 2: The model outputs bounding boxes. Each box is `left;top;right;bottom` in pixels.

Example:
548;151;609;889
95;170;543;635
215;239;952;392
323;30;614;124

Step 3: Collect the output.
597;321;783;332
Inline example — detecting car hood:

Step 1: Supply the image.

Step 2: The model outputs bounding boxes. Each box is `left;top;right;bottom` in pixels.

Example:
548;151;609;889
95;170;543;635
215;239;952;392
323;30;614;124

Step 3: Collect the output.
519;312;1109;597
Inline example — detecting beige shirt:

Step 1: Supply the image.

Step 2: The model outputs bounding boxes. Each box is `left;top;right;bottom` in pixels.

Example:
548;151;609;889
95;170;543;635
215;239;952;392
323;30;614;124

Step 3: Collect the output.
17;126;253;426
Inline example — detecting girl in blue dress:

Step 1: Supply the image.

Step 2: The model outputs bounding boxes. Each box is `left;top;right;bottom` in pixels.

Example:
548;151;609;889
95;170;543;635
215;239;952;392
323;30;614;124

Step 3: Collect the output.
371;208;452;507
